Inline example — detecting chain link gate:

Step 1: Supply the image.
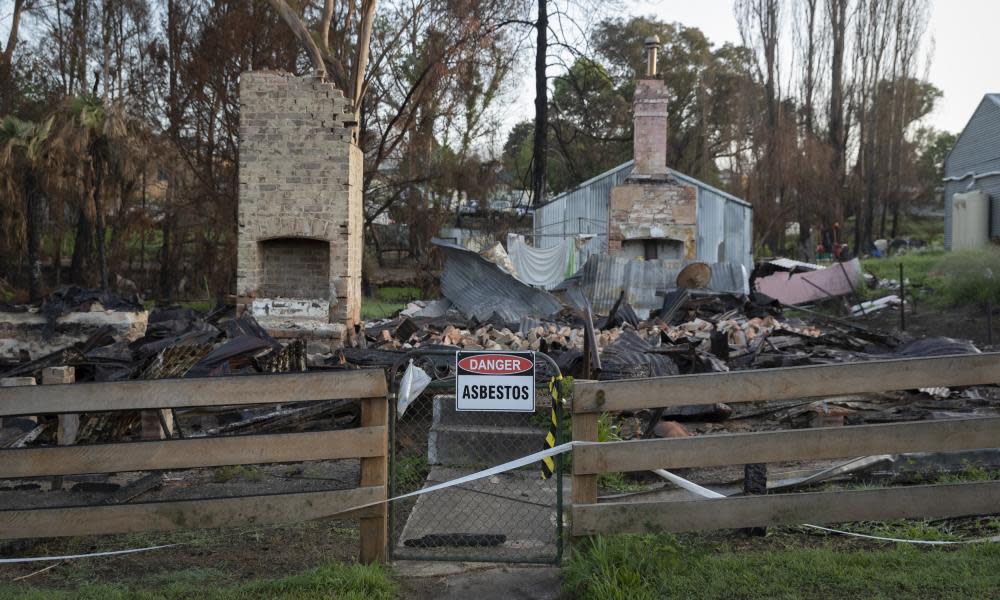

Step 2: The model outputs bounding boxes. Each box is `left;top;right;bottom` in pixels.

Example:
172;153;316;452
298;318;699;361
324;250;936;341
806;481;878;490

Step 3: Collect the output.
388;350;564;564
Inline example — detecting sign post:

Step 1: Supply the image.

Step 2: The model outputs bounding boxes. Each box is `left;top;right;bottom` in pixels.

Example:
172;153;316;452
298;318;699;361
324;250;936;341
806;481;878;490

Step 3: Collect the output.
455;351;535;412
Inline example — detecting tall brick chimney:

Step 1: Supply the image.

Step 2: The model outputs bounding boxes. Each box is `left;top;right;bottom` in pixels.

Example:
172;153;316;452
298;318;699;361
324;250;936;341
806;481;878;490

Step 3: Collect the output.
236;71;363;348
632;36;669;177
608;36;697;262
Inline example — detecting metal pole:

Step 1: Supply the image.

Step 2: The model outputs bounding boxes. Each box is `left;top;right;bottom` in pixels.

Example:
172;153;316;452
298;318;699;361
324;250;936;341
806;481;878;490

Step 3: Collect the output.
988;301;994;346
838;260;865;316
899;263;905;332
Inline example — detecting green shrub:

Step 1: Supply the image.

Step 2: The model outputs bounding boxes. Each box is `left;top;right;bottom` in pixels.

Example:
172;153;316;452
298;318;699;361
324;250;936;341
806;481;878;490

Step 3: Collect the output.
933;247;1000;306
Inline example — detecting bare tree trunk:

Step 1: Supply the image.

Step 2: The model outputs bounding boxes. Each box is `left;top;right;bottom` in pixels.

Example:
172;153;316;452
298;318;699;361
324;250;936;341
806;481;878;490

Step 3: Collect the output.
93;159;109;290
827;0;848;231
352;0;377;111
70;208;91;283
25;171;43;301
267;0;327;79
159;210;173;300
531;0;548;207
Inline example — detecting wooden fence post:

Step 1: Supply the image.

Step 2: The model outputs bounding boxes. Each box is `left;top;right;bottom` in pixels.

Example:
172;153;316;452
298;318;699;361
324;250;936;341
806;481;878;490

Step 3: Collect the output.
42;367;76;491
572;399;599;518
0;377;37;429
42;367;77;445
359;396;388;563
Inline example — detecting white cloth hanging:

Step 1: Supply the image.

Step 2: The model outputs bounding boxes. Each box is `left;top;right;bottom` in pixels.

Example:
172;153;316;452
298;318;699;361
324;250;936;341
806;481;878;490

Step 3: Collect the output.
506;234;576;289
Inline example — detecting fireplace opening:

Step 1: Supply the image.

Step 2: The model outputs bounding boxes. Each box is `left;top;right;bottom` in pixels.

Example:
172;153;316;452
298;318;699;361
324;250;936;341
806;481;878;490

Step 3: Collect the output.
620;238;684;261
259;237;330;299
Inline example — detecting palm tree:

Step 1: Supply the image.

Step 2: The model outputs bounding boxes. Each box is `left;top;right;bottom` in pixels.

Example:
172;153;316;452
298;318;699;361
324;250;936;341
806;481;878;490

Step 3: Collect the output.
0;115;53;301
56;95;131;290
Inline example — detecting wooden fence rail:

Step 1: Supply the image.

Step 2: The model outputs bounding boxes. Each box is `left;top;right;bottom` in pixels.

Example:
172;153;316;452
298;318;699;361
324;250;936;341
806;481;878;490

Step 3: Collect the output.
571;352;1000;537
0;369;390;563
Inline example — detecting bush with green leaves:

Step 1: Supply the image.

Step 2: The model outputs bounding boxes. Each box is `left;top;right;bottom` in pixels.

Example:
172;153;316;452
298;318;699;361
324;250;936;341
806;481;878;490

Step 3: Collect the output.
933;247;1000;306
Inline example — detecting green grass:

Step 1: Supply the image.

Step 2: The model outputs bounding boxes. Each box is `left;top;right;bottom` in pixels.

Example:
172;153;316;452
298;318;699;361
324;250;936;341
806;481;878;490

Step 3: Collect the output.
861;248;946;291
932;247;1000;306
212;464;263;483
394;453;430;492
935;463;1000;484
361;286;422;320
361;299;407;320
0;561;397;600
375;286;421;303
563;533;1000;599
862;247;1000;308
598;471;646;493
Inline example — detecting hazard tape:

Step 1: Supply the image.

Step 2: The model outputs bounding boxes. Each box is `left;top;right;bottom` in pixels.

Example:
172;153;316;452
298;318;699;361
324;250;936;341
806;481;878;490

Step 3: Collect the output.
541;375;565;480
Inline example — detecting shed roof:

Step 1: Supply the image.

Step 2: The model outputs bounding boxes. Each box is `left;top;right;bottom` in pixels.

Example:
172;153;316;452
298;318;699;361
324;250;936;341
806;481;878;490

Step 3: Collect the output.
537;160;752;210
945;93;1000;173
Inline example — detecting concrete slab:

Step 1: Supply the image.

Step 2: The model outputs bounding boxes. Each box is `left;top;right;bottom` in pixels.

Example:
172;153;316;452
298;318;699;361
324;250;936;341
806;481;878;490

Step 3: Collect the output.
396;563;562;600
394;465;566;563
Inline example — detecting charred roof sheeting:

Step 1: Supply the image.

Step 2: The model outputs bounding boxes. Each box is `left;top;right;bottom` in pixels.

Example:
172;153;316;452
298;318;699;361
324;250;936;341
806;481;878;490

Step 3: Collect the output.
598;330;678;380
433;238;564;322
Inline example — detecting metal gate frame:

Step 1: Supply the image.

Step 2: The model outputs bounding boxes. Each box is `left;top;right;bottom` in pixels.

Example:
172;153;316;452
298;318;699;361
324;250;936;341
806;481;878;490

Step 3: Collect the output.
387;349;564;564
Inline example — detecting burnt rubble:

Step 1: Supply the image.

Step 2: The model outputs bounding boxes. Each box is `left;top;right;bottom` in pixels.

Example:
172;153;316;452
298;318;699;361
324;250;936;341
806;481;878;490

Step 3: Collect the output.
2;267;998;451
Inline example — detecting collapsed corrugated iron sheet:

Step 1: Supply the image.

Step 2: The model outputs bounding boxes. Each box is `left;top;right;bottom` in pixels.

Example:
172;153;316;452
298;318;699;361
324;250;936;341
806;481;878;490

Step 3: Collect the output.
554;254;749;315
755;258;862;305
433;238;563;322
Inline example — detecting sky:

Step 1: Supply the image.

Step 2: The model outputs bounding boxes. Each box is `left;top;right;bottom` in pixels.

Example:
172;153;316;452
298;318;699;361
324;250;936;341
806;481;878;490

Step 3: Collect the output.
505;0;999;140
630;0;998;135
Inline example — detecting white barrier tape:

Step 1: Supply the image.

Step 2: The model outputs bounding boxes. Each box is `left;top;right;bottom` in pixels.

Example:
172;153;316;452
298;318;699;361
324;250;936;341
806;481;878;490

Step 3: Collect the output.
0;443;582;565
344;441;580;515
0;544;176;564
653;469;726;499
5;442;995;563
800;524;1000;545
655;468;1000;546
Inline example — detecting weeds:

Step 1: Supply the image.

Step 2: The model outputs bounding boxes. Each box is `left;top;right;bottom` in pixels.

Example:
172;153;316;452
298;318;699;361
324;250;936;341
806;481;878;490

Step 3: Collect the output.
0;561;397;600
394;454;430;492
935;463;1000;484
212;465;263;483
932;247;1000;306
598;471;646;493
564;533;1000;599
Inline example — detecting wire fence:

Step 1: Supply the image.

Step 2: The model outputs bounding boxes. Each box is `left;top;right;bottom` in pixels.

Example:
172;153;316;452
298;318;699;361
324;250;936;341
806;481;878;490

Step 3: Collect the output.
389;352;563;564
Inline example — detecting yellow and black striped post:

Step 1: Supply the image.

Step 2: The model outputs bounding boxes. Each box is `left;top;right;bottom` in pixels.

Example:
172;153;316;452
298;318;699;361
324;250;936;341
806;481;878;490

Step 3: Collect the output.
542;375;566;479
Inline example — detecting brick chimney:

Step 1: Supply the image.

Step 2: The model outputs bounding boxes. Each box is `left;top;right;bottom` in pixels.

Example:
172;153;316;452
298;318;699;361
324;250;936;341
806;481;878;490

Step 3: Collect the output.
632;36;669;177
608;36;697;261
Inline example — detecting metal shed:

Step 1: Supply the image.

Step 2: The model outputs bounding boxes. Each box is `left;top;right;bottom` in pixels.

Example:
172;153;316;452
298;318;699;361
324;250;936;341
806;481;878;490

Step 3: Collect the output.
944;93;1000;249
532;160;753;270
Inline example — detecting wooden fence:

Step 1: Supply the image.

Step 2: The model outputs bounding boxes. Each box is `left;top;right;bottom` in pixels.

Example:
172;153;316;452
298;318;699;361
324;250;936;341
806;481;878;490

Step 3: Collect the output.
0;369;390;563
571;353;1000;536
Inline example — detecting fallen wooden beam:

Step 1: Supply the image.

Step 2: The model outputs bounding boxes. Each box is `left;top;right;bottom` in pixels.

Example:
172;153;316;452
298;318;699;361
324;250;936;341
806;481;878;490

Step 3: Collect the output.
572;481;1000;536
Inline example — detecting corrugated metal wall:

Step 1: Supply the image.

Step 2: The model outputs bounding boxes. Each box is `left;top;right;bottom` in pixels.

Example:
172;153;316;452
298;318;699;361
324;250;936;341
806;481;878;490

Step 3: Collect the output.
944;95;1000;248
532;163;626;265
533;160;753;270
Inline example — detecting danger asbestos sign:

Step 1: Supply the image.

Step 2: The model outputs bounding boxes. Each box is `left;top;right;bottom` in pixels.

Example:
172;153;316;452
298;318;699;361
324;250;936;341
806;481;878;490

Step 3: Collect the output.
455;351;535;412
